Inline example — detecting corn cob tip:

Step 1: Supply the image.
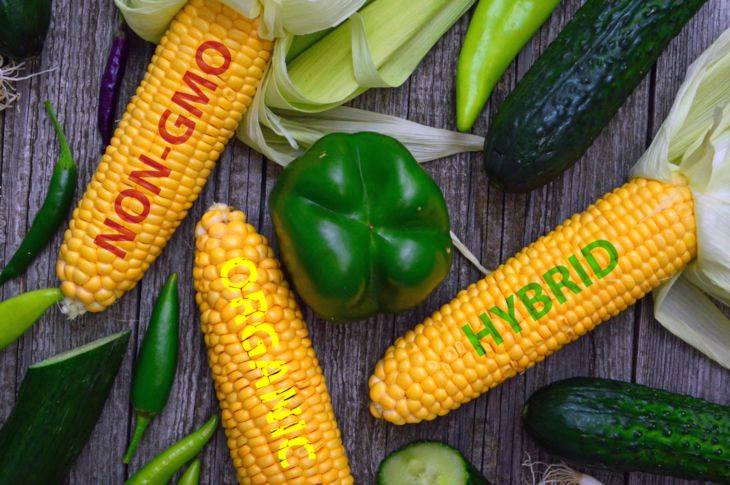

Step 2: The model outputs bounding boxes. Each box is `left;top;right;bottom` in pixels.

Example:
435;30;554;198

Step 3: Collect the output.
207;202;230;214
59;297;87;320
195;203;248;238
368;370;417;425
368;374;383;417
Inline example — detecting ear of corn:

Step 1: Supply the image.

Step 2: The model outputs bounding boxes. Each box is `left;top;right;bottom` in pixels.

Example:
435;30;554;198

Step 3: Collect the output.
57;0;273;314
369;178;697;425
193;203;354;484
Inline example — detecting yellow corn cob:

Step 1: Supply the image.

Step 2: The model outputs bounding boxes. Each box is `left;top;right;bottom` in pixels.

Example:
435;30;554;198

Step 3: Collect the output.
57;0;273;314
193;204;354;484
369;178;697;424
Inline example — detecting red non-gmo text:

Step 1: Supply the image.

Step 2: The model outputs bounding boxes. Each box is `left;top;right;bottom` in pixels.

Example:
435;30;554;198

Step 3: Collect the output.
95;40;232;259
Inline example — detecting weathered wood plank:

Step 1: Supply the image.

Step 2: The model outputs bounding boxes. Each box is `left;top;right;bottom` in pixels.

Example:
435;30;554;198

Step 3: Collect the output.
0;0;728;484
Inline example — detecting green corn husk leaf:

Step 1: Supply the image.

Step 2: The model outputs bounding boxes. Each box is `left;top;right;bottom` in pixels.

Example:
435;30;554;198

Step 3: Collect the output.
286;0;376;62
238;0;483;166
265;0;476;112
237;60;485;166
631;27;730;369
113;0;184;42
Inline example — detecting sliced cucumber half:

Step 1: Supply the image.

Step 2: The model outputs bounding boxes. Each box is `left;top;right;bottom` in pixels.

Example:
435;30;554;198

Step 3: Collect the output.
377;441;490;485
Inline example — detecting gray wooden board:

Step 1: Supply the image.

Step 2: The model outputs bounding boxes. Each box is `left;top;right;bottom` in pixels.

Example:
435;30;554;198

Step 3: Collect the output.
0;0;728;483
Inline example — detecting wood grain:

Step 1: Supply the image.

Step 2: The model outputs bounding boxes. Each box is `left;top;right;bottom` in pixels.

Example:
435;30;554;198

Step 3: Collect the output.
0;0;728;483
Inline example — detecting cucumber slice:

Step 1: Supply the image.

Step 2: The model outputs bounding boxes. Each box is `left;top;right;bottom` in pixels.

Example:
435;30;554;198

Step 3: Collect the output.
377;441;490;485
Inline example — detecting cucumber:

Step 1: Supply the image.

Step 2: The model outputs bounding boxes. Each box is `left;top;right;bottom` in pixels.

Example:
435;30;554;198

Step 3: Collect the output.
0;0;52;58
377;440;491;485
523;377;730;483
0;331;130;485
483;0;708;193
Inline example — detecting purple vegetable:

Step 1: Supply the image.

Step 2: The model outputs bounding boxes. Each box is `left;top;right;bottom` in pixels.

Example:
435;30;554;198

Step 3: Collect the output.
98;18;129;149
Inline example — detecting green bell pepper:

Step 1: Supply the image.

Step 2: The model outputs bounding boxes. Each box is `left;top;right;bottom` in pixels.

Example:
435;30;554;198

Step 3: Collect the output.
269;132;453;322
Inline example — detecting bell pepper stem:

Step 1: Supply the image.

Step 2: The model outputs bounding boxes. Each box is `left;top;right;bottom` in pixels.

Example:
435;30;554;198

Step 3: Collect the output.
123;413;152;464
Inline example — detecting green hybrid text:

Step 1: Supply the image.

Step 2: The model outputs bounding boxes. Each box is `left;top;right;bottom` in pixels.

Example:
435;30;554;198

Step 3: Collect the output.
462;239;619;357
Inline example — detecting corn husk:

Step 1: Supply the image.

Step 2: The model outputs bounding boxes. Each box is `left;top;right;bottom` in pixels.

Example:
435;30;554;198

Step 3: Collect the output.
237;41;485;167
266;0;473;110
113;0;366;42
631;27;730;369
239;0;483;165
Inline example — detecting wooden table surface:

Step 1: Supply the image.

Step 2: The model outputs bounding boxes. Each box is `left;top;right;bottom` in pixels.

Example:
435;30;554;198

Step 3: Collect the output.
1;1;729;484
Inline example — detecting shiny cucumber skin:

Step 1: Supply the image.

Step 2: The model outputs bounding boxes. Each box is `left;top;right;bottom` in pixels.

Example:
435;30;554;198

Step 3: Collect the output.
523;377;730;483
483;0;708;193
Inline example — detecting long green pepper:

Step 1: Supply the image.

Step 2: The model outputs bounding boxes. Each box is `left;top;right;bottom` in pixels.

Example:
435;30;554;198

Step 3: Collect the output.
0;101;77;285
123;273;180;464
125;415;219;485
456;0;561;132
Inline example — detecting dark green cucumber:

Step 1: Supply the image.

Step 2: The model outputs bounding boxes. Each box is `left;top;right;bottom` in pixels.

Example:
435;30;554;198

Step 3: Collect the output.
0;331;130;485
523;377;730;483
377;441;491;485
0;0;52;58
483;0;708;193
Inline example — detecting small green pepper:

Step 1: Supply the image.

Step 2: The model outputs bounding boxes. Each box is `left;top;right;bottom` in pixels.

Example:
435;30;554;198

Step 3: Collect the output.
269;132;453;321
123;273;180;464
0;101;77;286
177;459;201;485
456;0;561;132
0;288;62;350
125;415;219;485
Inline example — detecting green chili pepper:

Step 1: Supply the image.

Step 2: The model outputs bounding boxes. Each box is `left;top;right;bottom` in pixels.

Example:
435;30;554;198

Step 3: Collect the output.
123;273;180;464
455;0;561;132
0;101;77;286
125;415;219;485
0;288;62;350
177;459;201;485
